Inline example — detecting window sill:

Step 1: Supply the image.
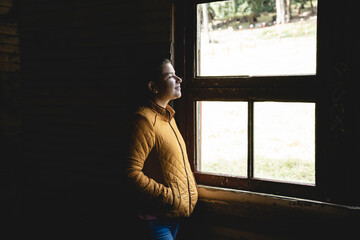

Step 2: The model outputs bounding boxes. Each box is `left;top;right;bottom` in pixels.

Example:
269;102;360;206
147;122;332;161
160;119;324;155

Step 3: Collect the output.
197;185;359;221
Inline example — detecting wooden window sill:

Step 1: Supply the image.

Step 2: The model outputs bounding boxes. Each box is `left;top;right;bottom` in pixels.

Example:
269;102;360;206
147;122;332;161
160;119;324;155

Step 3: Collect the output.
197;185;359;221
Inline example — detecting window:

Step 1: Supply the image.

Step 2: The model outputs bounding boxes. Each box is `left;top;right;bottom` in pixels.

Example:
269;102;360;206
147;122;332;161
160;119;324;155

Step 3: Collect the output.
253;102;315;184
175;0;321;200
197;101;248;177
197;0;317;76
197;101;315;184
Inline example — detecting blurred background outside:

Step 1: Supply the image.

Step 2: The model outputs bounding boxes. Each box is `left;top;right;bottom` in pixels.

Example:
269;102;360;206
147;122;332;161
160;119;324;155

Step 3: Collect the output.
198;0;317;76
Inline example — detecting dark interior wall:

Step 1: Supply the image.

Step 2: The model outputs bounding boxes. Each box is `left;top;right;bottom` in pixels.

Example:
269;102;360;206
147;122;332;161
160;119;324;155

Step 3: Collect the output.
0;0;172;235
316;0;360;207
0;0;21;221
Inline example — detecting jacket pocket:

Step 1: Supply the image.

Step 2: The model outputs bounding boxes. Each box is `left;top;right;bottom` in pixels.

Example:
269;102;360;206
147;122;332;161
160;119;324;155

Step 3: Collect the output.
171;182;181;211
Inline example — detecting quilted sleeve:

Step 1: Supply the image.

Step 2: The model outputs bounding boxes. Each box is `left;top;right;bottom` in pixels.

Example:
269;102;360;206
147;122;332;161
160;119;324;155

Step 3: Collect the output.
124;113;173;208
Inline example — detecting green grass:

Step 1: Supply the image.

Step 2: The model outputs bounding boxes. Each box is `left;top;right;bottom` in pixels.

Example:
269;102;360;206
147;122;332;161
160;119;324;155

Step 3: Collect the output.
201;157;247;177
254;156;315;184
201;156;315;184
257;18;317;39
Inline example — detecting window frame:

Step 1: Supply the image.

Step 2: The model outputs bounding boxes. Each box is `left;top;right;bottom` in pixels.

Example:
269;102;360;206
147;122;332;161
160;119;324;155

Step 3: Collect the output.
174;0;324;201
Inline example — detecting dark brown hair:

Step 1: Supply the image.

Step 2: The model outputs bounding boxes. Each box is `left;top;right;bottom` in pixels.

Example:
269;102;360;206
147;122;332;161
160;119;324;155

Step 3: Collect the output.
149;58;172;83
141;58;172;97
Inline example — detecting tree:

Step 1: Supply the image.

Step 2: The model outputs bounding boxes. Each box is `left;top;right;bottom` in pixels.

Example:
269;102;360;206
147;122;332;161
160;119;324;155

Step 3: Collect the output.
276;0;285;24
294;0;315;14
276;0;290;24
285;0;290;22
233;0;274;24
207;0;276;26
201;4;210;43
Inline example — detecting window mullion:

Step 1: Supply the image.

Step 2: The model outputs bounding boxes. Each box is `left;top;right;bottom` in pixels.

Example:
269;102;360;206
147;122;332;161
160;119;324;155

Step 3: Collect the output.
248;101;254;179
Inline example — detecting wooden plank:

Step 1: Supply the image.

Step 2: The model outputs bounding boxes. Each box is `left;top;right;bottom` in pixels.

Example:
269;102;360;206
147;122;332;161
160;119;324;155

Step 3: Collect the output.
22;133;122;146
0;62;19;71
70;32;170;48
22;114;125;126
0;42;19;53
0;6;11;15
0;52;20;63
24;97;125;106
73;10;170;28
0;0;12;8
22;122;125;136
0;33;18;44
23;141;122;155
23;87;124;97
71;21;170;38
0;24;18;35
19;0;70;14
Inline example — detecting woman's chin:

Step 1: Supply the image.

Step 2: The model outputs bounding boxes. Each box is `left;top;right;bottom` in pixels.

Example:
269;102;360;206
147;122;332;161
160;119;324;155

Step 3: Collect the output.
175;92;181;99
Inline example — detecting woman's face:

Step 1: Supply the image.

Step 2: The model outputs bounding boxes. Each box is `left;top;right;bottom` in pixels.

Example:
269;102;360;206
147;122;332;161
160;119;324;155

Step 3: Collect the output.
154;63;182;103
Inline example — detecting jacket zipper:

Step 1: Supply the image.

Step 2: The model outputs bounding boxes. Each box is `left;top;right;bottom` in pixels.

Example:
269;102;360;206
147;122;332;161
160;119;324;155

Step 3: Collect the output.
169;120;192;215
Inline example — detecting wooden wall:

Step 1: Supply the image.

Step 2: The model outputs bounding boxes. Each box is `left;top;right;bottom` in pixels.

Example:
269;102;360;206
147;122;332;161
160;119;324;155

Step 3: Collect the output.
4;0;172;236
0;0;21;221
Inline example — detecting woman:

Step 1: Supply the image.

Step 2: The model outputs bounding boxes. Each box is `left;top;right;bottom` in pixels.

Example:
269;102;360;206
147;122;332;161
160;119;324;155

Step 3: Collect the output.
124;58;198;239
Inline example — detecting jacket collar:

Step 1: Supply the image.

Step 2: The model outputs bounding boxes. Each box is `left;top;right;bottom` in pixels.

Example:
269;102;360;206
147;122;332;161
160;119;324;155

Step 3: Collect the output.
147;99;175;121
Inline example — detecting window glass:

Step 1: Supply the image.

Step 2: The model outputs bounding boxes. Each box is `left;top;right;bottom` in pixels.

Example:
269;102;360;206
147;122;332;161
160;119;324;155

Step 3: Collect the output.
197;101;316;184
197;101;248;176
197;0;318;76
254;102;315;184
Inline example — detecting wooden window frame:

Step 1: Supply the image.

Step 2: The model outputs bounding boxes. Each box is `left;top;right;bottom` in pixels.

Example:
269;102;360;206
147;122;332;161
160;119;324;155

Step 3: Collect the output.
173;0;325;201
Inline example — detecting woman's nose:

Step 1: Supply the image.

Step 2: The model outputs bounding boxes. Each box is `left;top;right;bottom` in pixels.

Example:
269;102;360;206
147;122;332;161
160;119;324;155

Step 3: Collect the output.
175;75;182;83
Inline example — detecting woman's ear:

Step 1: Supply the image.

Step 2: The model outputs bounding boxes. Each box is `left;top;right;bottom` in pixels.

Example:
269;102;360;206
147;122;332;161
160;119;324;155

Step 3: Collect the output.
148;81;158;94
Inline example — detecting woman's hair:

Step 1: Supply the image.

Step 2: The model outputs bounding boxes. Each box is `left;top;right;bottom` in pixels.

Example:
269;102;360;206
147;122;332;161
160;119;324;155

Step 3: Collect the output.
137;57;172;100
149;58;172;83
126;57;173;108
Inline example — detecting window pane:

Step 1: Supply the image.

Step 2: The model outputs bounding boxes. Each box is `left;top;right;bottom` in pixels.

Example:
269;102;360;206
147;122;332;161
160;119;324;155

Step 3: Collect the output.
197;0;317;76
197;101;247;177
254;102;315;184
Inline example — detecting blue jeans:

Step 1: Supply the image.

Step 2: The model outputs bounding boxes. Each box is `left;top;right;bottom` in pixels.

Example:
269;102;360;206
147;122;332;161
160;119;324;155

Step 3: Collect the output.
143;219;180;240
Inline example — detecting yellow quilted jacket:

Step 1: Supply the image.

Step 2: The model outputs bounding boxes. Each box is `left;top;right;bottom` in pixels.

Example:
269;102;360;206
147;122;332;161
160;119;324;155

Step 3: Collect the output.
125;100;198;218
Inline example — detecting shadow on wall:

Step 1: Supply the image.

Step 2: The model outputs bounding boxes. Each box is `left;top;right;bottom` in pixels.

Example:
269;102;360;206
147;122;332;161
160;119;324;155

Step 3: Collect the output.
1;0;172;236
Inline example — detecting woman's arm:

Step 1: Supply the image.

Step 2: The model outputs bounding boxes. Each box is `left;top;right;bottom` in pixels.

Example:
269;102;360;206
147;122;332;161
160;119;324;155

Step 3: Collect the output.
124;114;173;208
